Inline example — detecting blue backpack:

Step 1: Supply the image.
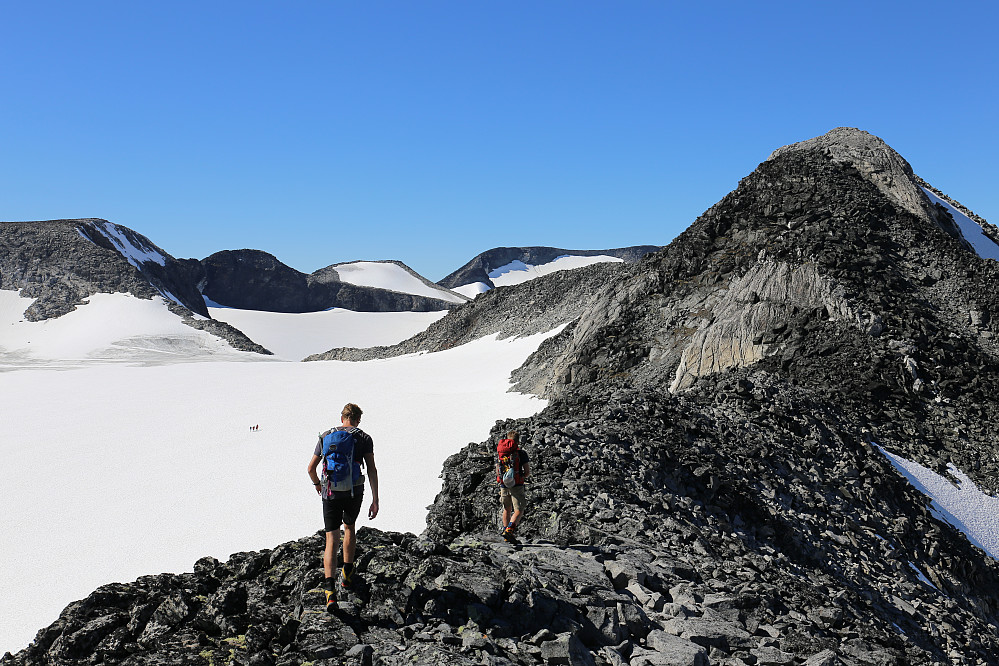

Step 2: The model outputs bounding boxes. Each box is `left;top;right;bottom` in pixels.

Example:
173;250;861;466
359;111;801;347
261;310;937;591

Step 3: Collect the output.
321;427;362;497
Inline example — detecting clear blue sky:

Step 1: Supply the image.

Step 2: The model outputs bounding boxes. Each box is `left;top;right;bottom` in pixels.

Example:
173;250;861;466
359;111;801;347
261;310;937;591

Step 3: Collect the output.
2;1;996;281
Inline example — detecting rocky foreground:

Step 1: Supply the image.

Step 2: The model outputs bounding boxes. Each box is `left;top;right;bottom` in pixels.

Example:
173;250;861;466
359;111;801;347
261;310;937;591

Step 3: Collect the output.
7;380;999;666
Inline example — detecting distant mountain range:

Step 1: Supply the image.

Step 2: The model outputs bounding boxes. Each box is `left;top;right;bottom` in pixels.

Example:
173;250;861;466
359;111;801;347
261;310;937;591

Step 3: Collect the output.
0;218;659;355
439;245;660;296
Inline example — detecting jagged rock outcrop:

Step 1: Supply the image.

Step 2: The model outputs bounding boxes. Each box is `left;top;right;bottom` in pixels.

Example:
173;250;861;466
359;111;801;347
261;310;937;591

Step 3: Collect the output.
438;246;660;291
426;381;999;665
198;250;461;313
0;219;210;320
507;128;999;493
768;128;966;246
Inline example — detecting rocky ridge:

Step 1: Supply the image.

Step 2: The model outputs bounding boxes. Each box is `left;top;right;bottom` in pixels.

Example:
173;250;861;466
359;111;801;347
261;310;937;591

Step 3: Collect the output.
7;128;999;665
196;251;463;313
438;246;660;292
506;128;999;493
0;219;210;320
0;220;268;354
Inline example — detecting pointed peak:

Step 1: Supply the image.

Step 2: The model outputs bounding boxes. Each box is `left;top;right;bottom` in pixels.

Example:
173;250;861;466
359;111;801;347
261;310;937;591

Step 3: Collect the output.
767;127;930;221
768;127;904;162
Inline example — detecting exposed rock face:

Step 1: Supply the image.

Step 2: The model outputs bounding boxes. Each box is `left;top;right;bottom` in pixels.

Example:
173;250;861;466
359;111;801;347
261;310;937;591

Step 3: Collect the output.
667;261;874;393
199;250;461;313
0;219;209;320
438;246;660;291
509;129;999;496
8;129;999;665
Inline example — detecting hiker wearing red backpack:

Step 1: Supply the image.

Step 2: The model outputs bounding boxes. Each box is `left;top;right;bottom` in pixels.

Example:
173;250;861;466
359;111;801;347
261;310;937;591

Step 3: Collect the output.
495;431;530;542
307;402;380;612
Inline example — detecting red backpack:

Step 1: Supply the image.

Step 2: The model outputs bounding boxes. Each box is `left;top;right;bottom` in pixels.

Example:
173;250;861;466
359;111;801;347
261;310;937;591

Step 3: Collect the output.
496;438;524;487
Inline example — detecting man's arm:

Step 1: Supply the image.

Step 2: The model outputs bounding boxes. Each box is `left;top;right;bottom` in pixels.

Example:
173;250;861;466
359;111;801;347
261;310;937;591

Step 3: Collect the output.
307;454;322;495
522;462;531;481
363;451;379;518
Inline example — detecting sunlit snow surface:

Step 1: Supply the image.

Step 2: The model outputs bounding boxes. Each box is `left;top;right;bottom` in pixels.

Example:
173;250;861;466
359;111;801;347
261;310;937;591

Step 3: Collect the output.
488;254;623;288
452;281;491;299
0;291;244;368
92;221;167;268
450;255;624;298
922;188;999;261
334;261;466;303
877;445;999;560
207;305;448;360
0;290;558;653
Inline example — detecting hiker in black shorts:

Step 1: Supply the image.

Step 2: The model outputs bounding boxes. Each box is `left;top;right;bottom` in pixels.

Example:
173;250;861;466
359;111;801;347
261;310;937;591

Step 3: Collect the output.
307;403;379;610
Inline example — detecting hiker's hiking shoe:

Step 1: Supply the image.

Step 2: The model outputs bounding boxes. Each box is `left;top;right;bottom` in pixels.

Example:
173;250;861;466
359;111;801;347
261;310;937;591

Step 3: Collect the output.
324;588;336;613
340;566;354;589
503;525;517;543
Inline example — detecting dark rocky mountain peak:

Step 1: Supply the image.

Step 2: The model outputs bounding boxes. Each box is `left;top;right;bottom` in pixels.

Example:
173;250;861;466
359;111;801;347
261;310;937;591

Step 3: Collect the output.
0;218;209;320
197;250;462;313
768;127;972;250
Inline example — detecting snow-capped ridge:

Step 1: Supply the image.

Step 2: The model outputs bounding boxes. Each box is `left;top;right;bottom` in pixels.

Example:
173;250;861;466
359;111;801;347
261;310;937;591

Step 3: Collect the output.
198;250;462;314
322;259;468;304
92;221;167;268
438;244;659;295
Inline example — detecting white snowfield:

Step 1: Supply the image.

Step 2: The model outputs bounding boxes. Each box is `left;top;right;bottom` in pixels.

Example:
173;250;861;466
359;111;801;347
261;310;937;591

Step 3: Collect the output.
333;261;467;304
207;304;448;361
922;188;999;261
0;289;558;654
455;254;624;297
489;255;622;287
0;291;244;368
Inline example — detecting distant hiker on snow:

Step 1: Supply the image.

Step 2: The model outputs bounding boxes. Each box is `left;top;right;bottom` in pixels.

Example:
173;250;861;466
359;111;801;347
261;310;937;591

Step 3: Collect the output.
307;402;379;612
496;431;530;542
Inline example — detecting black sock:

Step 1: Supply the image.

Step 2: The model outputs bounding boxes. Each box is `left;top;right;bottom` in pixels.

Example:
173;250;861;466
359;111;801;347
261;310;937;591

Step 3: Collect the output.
343;562;355;577
323;576;334;591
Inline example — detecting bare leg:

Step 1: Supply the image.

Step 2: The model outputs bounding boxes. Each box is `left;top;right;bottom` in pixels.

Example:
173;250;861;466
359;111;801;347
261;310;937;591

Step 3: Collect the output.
511;509;523;527
343;524;357;563
324;530;341;579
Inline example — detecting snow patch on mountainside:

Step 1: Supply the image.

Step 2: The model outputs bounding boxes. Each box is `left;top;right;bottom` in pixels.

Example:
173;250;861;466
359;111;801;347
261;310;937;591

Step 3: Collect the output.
452;282;492;299
334;261;466;303
878;445;999;561
0;291;246;367
92;221;167;268
207;304;448;360
922;188;999;261
487;254;623;288
0;327;558;654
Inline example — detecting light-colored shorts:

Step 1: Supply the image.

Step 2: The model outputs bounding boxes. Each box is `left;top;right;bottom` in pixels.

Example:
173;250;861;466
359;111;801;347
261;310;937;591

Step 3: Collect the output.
500;485;527;513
